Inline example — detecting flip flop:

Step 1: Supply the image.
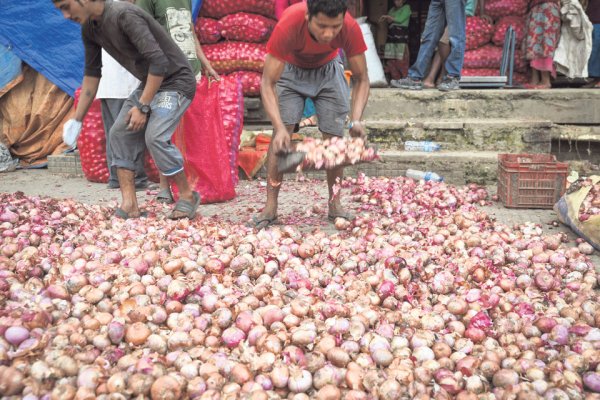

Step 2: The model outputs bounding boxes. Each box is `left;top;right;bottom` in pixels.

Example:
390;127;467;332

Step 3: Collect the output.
328;211;356;222
114;208;148;220
168;191;201;220
248;215;278;229
156;188;174;204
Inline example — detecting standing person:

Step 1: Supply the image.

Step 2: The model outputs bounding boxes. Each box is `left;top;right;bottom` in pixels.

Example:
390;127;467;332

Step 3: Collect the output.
422;0;481;89
586;0;600;87
55;0;200;220
524;0;561;89
136;0;220;203
98;47;148;190
251;0;370;229
391;0;467;91
380;0;412;81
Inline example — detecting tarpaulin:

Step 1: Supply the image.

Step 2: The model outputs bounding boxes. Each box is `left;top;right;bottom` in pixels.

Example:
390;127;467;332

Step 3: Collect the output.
0;0;204;97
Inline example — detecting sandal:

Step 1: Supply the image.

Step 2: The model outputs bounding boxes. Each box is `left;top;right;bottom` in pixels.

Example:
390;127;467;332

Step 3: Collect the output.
327;211;356;222
156;188;174;204
299;115;318;128
114;208;148;220
248;214;278;229
168;191;201;220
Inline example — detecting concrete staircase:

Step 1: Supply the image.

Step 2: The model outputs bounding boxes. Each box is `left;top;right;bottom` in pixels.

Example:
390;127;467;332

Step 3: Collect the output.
245;89;600;185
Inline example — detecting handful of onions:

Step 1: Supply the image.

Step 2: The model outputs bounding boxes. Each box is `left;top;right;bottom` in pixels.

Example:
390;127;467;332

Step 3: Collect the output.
289;137;378;172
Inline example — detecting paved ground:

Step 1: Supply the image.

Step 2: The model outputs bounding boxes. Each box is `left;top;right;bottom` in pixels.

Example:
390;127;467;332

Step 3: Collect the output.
1;168;598;265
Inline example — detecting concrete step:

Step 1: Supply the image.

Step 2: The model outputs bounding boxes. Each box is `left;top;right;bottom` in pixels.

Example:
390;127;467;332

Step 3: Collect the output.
244;89;600;125
297;119;555;153
256;150;500;186
364;89;600;125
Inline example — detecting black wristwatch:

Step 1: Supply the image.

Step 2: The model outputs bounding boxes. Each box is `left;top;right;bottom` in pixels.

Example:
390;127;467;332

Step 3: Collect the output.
137;102;151;115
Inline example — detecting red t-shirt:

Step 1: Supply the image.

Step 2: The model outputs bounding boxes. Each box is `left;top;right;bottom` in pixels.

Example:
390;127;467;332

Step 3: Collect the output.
266;2;367;69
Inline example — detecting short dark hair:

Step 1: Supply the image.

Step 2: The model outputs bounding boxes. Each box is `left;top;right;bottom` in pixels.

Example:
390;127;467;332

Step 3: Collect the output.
307;0;348;19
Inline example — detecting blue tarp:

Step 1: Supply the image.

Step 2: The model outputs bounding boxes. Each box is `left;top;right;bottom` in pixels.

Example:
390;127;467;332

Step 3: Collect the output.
0;44;22;92
0;0;203;97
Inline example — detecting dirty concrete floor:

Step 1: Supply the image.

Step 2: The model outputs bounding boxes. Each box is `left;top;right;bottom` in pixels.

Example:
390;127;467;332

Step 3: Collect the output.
1;169;598;266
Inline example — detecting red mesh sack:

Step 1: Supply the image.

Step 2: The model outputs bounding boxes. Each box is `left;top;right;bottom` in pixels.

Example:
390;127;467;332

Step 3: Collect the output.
463;44;527;72
230;71;262;96
492;16;526;46
201;0;276;19
75;93;109;183
218;75;244;186
195;17;222;44
171;78;236;203
466;16;494;51
203;42;267;74
143;155;160;183
220;13;276;43
484;0;528;19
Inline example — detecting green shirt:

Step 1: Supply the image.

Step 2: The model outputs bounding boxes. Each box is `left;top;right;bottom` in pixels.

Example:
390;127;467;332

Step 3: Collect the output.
136;0;201;76
389;4;411;27
465;0;477;17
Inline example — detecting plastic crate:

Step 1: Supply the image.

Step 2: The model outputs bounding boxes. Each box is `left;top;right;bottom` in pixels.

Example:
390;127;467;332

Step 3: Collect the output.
497;154;568;209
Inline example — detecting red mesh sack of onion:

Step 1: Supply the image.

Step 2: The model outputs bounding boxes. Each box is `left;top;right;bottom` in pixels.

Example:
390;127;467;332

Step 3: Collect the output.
288;137;378;172
200;0;276;19
484;0;528;19
203;42;267;74
220;13;276;43
195;17;222;44
492;16;526;46
466;16;494;51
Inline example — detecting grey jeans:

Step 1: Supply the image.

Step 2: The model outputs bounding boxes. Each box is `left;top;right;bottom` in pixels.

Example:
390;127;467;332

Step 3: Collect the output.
109;90;191;177
101;98;148;186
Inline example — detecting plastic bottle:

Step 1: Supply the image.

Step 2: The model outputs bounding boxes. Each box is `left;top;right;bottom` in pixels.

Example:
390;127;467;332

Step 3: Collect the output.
406;169;443;182
404;141;441;152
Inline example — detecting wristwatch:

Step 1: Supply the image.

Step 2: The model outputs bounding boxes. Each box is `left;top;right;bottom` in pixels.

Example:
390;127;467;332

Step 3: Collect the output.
137;101;151;115
348;120;361;130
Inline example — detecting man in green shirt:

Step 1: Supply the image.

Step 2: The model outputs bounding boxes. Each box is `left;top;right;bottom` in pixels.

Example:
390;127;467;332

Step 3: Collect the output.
136;0;219;203
380;0;412;80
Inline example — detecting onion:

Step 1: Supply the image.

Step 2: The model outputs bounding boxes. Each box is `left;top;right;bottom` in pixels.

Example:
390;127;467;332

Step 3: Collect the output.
288;369;312;393
151;375;182;400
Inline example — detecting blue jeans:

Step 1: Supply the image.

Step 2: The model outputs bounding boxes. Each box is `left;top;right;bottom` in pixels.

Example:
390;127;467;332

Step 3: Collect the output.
408;0;466;79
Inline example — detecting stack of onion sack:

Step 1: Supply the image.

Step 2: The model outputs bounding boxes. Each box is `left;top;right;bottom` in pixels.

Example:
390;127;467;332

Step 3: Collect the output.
73;89;160;183
462;0;528;84
198;0;276;97
283;137;378;173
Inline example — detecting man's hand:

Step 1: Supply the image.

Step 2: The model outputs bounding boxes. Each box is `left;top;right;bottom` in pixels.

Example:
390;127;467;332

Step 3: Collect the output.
205;67;220;81
271;128;291;154
379;15;393;24
63;119;83;148
349;121;367;140
127;107;148;131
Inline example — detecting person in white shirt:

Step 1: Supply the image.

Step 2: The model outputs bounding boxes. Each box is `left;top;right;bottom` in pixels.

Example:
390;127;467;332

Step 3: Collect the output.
96;48;149;189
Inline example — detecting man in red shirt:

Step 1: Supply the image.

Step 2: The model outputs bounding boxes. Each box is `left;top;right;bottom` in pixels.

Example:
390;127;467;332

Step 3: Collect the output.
252;0;370;229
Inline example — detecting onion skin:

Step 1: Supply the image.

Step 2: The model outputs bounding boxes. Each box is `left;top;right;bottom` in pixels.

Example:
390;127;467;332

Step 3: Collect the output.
150;375;182;400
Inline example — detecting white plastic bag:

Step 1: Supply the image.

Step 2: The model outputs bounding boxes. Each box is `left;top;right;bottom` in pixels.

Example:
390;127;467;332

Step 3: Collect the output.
62;119;82;149
357;17;387;88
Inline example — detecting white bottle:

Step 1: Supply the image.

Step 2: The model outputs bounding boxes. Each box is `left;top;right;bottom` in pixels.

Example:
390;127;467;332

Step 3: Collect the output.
404;141;441;152
406;169;443;182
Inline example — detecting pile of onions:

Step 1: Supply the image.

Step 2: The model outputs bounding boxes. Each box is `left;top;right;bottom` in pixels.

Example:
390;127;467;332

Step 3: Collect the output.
293;137;378;172
0;174;599;399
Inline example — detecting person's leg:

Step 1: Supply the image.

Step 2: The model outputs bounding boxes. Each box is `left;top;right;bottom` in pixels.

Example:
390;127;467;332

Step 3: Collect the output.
102;98;148;189
313;58;353;220
109;93;147;217
100;98;122;188
407;0;447;80
539;70;551;88
142;91;194;218
253;64;306;227
437;42;451;85
424;51;443;88
530;68;540;85
439;0;466;91
587;24;600;86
